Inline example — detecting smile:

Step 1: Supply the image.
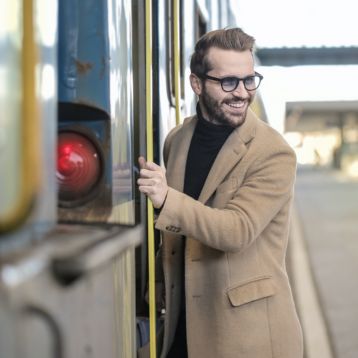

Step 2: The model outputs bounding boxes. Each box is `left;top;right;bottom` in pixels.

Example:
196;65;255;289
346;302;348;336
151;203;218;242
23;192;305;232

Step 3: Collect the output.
227;102;245;108
225;101;247;111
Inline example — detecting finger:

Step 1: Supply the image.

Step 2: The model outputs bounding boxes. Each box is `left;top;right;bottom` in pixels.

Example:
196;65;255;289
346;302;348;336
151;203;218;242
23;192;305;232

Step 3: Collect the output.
144;161;162;171
138;185;155;195
138;177;164;188
138;156;147;170
137;177;151;186
138;168;156;179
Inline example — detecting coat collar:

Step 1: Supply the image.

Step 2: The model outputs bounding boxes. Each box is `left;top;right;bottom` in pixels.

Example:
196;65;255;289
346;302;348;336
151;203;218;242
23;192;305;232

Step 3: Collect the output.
166;108;258;203
198;108;257;203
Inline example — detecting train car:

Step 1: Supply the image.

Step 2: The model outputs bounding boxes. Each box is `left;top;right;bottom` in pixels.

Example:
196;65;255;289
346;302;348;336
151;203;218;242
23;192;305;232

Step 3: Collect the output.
0;1;265;357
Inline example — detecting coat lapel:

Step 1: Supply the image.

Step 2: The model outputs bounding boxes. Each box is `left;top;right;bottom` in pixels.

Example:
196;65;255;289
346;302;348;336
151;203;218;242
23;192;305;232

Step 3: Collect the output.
165;116;197;191
198;109;257;204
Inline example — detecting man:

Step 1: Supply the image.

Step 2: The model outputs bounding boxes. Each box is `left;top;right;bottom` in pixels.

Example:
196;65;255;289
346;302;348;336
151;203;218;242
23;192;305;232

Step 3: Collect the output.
138;28;303;358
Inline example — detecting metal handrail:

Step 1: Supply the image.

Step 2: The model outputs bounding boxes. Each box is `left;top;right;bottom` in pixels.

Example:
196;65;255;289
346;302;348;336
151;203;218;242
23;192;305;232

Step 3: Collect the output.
145;0;157;357
173;0;181;125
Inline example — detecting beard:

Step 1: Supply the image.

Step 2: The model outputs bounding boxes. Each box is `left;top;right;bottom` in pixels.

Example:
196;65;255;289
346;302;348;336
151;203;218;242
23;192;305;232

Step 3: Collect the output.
200;85;253;127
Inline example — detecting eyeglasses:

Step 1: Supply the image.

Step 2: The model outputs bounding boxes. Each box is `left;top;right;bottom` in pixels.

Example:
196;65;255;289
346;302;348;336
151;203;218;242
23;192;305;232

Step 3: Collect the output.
202;72;263;92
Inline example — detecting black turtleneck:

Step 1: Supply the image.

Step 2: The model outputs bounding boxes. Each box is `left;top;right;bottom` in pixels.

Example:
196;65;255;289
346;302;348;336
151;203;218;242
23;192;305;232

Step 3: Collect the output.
184;105;234;199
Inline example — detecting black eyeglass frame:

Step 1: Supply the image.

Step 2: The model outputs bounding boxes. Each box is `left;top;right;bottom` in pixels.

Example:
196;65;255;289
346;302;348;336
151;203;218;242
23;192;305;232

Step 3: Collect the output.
201;72;263;92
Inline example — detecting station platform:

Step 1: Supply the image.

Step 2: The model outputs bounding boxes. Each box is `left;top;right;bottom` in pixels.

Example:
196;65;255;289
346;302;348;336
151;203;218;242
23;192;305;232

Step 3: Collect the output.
288;166;358;358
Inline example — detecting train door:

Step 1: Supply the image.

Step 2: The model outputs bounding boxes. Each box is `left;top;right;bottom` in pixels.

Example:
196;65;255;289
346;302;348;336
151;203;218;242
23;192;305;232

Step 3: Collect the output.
0;0;142;357
133;1;217;355
134;1;243;355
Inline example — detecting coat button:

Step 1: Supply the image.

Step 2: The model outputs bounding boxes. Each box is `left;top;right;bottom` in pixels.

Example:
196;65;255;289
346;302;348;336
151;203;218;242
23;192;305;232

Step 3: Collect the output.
165;225;181;233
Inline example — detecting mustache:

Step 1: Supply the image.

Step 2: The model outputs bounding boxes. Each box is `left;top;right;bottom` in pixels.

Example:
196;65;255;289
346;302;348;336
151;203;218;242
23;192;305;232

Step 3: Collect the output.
224;95;249;103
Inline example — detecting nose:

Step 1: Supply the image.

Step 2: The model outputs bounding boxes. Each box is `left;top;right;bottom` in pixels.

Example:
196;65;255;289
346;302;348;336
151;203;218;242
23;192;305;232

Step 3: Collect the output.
232;80;248;97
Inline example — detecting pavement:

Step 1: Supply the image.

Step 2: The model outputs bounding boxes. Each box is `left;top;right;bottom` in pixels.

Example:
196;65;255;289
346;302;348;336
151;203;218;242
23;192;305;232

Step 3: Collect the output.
289;166;358;358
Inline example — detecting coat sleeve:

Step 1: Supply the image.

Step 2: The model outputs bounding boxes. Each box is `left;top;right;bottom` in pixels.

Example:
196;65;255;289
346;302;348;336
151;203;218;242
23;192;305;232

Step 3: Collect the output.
155;143;297;253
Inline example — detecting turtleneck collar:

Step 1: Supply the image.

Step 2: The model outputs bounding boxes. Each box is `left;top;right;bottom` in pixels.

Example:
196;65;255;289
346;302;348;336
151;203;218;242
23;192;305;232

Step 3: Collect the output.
196;103;234;138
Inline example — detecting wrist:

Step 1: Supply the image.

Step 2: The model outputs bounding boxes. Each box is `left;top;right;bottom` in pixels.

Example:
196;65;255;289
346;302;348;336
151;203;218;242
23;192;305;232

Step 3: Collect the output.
154;189;168;211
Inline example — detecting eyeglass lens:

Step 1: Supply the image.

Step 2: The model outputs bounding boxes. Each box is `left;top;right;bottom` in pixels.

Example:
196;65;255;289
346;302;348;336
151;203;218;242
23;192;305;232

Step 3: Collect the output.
222;75;261;92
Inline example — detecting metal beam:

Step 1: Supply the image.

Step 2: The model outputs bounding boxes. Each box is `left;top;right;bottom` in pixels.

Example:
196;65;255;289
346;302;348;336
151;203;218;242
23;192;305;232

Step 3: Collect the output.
256;47;358;66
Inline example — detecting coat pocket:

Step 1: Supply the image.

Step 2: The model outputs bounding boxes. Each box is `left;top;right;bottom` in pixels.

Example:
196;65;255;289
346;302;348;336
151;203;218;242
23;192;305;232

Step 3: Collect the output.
227;275;276;307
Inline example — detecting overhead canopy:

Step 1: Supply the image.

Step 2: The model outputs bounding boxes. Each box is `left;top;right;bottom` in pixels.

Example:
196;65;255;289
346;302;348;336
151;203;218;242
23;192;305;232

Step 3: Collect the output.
285;100;358;132
256;47;358;66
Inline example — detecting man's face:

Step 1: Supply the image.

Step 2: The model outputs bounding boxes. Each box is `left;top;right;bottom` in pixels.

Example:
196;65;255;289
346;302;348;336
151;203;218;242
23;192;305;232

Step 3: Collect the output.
193;48;256;127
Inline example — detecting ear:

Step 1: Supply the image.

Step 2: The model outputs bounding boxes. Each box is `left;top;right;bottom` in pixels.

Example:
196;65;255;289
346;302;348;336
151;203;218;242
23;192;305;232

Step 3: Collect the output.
189;73;203;96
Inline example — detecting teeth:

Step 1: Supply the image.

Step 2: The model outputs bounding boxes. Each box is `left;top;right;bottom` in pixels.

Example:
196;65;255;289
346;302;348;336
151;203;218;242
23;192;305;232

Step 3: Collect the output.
228;102;244;108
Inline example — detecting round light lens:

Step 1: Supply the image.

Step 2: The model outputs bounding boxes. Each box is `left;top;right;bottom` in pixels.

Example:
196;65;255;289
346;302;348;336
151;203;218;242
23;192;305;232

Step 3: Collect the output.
57;132;101;202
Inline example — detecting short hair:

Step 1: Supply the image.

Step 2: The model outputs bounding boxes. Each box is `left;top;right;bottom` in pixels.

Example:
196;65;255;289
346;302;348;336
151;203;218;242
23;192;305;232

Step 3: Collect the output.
190;28;256;77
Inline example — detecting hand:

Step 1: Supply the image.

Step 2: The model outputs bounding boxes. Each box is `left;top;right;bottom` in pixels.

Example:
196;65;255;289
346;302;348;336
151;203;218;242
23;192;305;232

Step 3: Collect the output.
137;156;168;209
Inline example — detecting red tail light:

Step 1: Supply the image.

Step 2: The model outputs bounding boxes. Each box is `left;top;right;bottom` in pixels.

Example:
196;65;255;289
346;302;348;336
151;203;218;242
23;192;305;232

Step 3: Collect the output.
57;132;101;202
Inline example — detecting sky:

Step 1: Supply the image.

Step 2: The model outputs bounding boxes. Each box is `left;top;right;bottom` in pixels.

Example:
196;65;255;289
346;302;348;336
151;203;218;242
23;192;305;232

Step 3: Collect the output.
233;0;358;48
256;65;358;132
229;0;358;134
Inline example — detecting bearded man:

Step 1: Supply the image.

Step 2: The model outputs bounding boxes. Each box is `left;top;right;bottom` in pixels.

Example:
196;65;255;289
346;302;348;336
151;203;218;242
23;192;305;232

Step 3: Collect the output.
138;27;303;358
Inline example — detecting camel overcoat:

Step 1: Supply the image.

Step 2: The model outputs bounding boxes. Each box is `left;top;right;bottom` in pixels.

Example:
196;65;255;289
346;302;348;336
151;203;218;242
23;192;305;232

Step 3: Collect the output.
155;109;303;358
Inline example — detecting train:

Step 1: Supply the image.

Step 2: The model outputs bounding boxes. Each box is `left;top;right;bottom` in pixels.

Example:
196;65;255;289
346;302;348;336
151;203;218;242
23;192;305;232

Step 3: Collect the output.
0;1;266;357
